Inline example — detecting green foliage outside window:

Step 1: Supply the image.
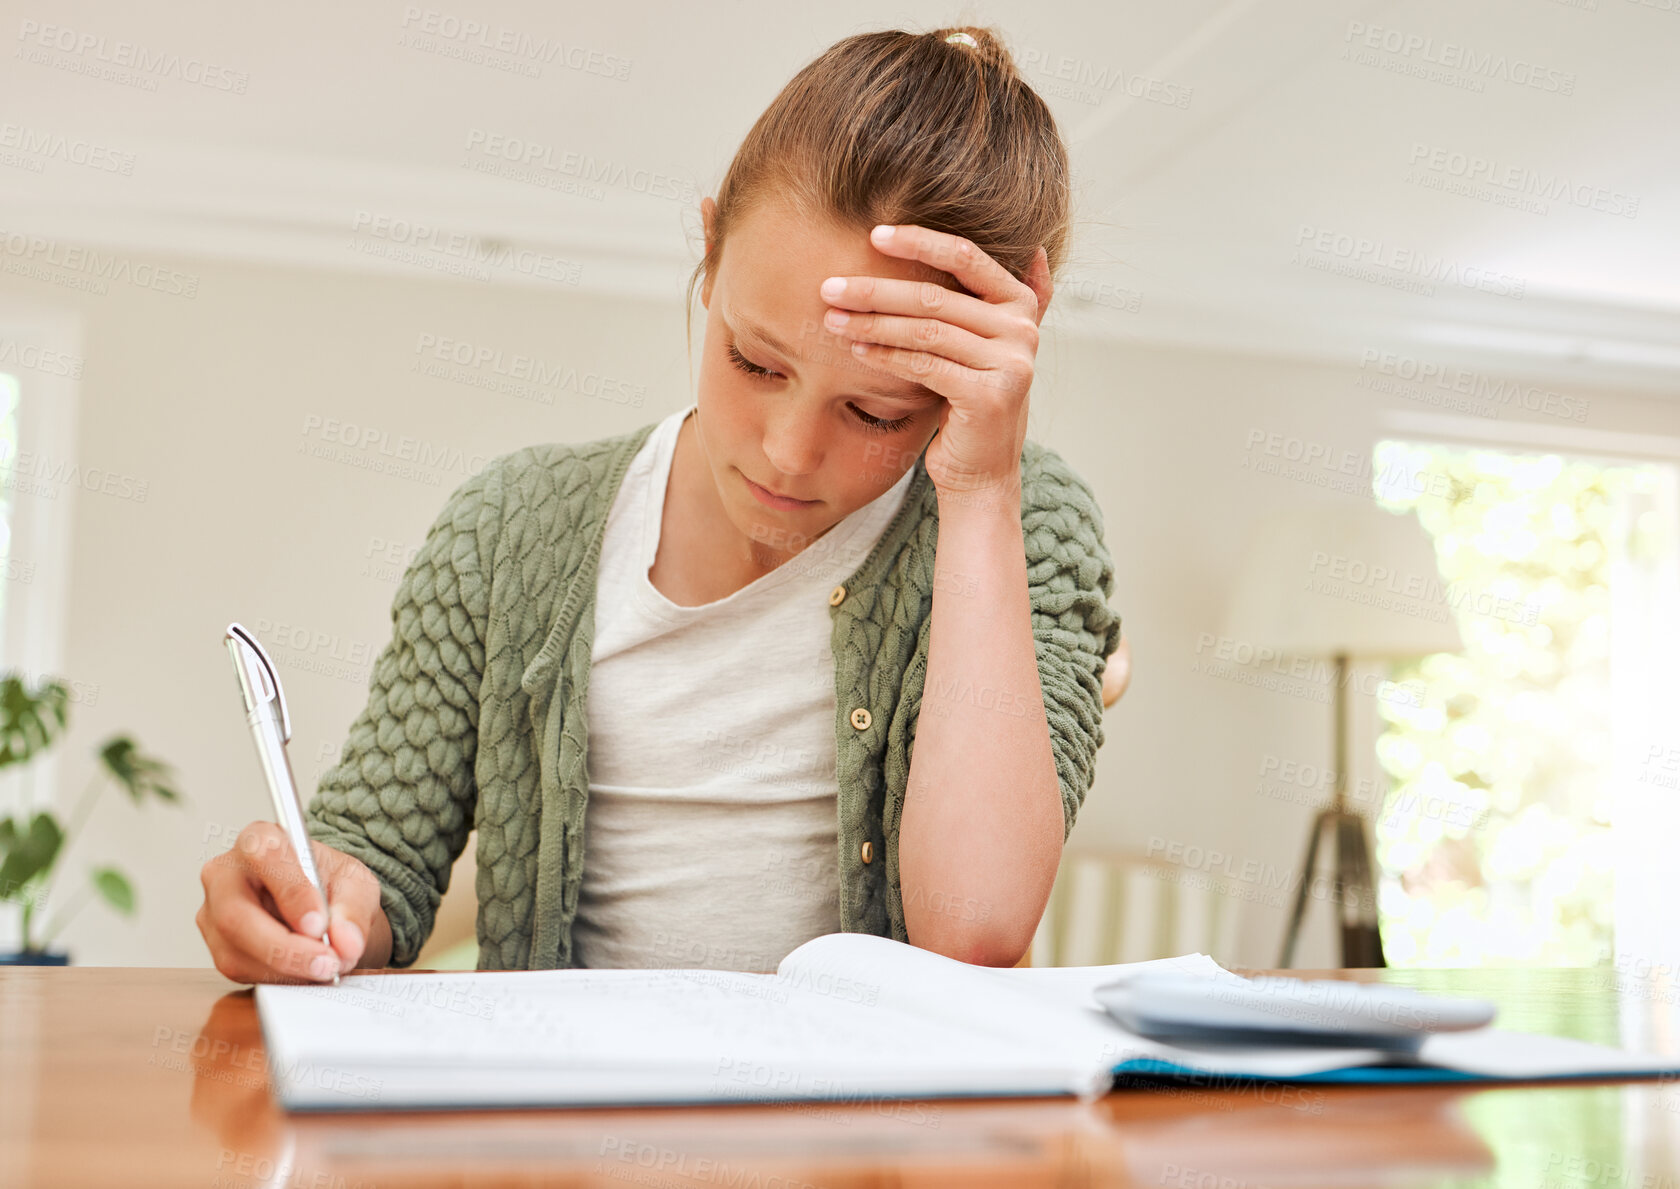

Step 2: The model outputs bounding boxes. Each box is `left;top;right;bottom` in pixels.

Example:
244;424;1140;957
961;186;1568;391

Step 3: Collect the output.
1370;440;1659;967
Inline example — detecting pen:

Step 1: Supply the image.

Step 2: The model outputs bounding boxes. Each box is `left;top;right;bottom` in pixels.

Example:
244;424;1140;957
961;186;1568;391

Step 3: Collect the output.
225;622;339;987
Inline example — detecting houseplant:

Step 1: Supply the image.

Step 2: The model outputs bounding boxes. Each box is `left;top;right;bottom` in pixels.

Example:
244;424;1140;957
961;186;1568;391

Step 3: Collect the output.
0;672;179;964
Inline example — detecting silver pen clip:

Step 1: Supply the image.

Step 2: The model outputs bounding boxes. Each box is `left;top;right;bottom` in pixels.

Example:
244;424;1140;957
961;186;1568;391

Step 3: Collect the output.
227;622;292;742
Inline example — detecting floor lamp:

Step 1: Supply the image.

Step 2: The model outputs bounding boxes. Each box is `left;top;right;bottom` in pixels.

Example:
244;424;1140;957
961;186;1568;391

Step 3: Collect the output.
1223;502;1463;969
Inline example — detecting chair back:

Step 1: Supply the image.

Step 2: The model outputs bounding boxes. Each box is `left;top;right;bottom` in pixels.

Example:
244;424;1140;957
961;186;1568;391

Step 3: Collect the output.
1026;848;1241;967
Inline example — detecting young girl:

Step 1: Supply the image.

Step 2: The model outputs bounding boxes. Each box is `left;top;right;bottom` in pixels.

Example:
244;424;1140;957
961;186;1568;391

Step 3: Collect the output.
197;24;1122;983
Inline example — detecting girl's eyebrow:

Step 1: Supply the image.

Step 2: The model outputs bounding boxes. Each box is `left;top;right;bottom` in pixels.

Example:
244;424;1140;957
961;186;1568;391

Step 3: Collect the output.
727;306;940;404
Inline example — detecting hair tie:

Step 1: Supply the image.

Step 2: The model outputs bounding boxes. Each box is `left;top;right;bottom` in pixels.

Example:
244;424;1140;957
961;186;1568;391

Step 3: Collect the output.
944;31;977;48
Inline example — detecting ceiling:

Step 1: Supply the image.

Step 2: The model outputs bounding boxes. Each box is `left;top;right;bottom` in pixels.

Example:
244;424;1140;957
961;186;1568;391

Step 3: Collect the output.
1;0;1675;390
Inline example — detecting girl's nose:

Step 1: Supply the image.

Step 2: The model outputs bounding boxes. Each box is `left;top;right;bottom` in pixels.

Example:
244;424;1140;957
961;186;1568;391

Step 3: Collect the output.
760;408;824;481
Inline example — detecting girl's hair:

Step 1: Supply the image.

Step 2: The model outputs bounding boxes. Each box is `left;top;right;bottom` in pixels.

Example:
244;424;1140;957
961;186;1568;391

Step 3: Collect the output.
685;24;1072;352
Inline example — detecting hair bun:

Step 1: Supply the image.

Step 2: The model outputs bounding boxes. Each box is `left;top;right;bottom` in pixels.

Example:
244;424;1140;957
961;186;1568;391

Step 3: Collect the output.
934;26;1017;77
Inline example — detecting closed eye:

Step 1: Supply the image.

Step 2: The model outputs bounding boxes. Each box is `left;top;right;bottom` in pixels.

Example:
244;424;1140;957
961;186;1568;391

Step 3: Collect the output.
726;343;917;434
727;342;780;381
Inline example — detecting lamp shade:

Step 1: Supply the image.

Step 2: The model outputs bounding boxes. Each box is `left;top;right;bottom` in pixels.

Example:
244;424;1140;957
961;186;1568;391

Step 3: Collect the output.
1223;500;1465;659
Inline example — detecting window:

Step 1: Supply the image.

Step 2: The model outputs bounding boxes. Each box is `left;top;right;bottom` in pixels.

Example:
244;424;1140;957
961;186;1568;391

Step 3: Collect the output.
0;371;20;668
1370;439;1673;968
0;314;82;840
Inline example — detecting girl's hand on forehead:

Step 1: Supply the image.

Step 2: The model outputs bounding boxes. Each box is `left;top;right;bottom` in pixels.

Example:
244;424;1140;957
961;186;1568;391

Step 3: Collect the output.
818;223;1051;503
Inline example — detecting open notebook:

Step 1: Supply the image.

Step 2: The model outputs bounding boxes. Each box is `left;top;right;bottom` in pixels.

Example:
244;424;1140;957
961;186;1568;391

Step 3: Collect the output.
253;932;1680;1111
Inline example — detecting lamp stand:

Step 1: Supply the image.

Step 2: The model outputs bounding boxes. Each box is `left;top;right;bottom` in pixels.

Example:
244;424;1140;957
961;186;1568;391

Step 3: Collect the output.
1278;652;1387;969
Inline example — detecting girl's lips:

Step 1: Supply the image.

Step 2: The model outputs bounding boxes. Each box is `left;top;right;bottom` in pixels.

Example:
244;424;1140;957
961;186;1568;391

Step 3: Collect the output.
741;471;818;508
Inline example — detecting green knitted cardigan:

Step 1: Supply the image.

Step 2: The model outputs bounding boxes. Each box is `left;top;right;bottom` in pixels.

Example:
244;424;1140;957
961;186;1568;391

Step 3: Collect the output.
304;419;1122;970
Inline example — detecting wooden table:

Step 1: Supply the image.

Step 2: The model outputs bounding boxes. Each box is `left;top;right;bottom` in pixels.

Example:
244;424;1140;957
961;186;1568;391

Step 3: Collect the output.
4;964;1679;1188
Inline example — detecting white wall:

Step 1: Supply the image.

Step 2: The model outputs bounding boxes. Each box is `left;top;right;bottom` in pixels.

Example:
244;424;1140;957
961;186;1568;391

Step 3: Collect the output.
0;252;687;966
3;249;1673;969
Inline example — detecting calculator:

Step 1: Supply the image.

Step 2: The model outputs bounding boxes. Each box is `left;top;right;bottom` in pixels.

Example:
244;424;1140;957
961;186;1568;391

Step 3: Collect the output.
1093;971;1497;1052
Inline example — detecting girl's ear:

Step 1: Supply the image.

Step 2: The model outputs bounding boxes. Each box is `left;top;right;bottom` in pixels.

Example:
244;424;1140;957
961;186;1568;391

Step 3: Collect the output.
1025;246;1052;327
700;196;719;309
701;196;718;254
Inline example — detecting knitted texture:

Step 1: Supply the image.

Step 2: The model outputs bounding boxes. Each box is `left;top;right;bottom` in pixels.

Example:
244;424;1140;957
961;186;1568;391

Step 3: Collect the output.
305;422;1121;970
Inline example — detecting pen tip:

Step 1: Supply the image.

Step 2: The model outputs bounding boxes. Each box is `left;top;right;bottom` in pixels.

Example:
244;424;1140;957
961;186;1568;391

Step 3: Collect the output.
322;930;340;986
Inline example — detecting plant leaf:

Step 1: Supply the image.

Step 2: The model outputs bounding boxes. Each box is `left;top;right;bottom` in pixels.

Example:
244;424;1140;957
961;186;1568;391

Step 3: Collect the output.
91;867;135;915
98;736;181;804
0;816;20;897
0;812;64;892
0;673;70;770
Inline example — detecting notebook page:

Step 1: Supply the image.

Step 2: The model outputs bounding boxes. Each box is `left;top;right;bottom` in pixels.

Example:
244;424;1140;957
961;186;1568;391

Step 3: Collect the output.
1417;1027;1680;1078
967;951;1227;1015
255;963;1104;1109
1095;1027;1680;1081
773;935;1227;1072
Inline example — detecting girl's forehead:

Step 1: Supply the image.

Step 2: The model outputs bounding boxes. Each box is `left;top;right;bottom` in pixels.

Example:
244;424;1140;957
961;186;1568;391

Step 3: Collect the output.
731;202;964;289
727;241;963;301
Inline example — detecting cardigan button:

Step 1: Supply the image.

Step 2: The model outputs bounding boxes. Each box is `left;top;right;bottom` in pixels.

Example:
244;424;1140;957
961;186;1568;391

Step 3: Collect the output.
861;841;874;864
850;707;872;731
829;584;846;606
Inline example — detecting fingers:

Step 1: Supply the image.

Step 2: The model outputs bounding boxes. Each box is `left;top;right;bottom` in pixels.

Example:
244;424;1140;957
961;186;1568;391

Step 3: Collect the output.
865;224;1032;309
198;856;338;985
195;822;392;983
327;917;364;972
195;821;340;985
315;842;382;971
235;822;329;938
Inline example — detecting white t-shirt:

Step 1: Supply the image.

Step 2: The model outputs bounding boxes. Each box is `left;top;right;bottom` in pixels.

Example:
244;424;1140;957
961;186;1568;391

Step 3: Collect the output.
574;402;917;971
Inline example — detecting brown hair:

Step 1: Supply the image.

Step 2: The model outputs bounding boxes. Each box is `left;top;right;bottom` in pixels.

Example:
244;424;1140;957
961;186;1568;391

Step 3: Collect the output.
685;24;1073;353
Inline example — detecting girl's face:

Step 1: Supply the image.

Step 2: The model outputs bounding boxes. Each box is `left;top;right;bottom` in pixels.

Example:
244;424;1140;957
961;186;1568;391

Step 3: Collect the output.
695;196;954;559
